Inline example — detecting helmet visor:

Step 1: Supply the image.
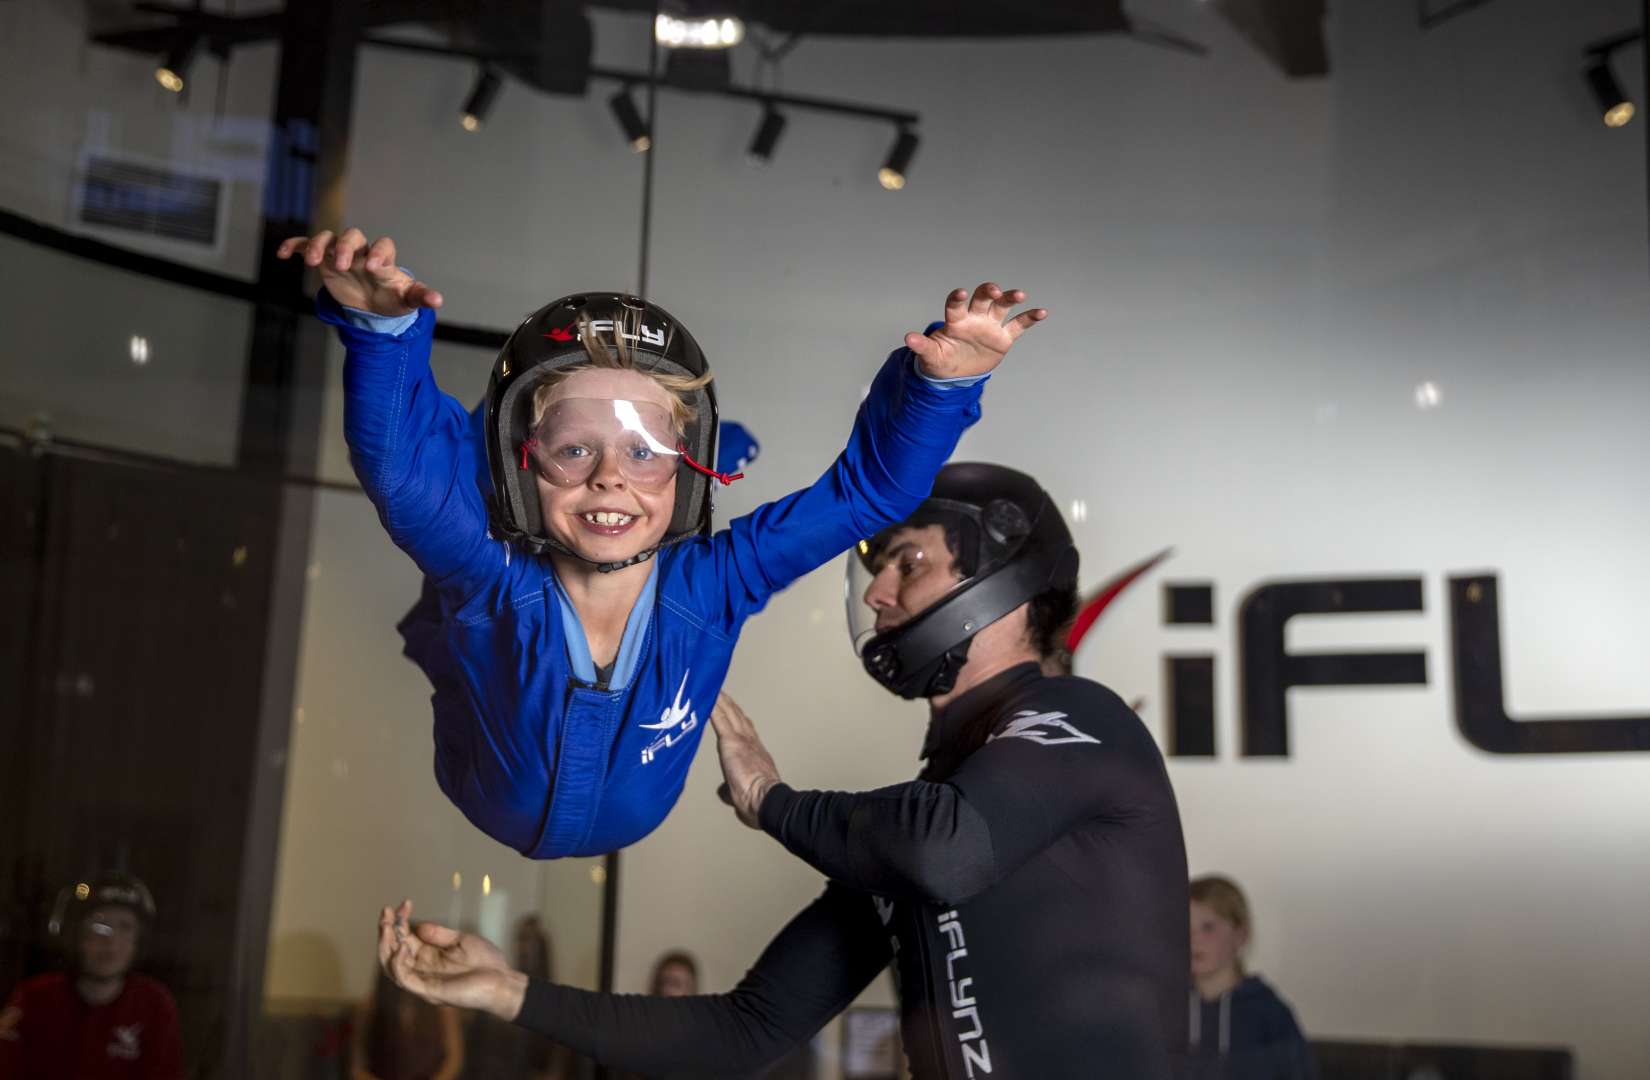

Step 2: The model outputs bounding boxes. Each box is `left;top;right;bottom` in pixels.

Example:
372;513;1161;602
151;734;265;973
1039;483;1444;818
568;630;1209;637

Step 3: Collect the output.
845;514;982;657
523;397;681;491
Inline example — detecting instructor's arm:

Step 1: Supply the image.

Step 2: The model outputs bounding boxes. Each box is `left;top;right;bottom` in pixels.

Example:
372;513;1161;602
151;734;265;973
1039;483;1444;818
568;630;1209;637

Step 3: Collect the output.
377;885;889;1078
714;686;1155;906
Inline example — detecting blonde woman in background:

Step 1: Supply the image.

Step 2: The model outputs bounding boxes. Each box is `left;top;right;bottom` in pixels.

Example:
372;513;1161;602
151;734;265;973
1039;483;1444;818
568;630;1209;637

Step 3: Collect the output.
1188;875;1317;1080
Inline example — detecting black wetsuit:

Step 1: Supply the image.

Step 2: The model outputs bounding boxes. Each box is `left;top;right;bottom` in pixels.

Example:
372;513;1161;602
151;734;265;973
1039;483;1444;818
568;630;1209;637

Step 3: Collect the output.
513;663;1190;1079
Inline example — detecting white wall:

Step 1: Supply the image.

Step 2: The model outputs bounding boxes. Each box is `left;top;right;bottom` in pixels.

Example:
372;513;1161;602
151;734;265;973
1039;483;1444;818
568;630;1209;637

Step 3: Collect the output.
4;0;1648;1074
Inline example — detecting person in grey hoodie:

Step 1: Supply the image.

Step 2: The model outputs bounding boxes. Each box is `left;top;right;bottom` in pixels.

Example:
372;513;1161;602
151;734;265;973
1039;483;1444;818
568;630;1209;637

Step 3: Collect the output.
1186;874;1318;1080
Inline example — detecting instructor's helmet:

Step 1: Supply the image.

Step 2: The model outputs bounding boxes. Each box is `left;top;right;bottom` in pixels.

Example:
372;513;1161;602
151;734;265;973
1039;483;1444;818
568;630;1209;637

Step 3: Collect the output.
485;293;722;571
848;463;1078;699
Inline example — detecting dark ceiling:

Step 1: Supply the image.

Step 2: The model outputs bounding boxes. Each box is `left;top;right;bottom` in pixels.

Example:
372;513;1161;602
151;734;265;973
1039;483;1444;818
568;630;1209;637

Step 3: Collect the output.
89;0;1330;83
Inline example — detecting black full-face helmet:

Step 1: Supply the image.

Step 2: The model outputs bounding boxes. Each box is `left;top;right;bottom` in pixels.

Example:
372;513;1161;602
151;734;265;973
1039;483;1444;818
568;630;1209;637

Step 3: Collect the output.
48;872;156;944
848;463;1078;699
484;293;723;572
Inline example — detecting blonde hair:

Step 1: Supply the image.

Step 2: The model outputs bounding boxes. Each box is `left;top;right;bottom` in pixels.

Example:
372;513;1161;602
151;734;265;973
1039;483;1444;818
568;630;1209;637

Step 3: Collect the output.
1190;874;1251;974
530;310;712;434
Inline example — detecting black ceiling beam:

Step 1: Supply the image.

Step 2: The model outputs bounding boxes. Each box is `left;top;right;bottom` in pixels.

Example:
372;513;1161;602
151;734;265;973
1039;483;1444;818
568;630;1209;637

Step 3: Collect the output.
359;33;923;125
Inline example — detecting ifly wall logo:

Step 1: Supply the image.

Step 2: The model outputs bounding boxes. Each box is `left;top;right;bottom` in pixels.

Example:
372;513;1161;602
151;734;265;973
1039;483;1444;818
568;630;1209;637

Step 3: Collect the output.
1069;553;1650;758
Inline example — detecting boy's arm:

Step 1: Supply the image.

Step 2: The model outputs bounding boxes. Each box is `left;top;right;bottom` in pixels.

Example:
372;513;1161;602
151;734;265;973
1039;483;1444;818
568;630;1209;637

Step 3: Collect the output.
696;283;1044;621
318;288;505;598
281;229;506;602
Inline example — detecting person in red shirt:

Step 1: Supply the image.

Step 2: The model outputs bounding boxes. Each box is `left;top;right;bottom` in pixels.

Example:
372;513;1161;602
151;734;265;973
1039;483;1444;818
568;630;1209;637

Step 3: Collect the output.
0;874;183;1080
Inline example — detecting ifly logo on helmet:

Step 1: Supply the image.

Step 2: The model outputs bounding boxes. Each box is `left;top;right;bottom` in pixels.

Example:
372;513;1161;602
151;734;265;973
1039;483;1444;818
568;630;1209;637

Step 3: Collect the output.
543;318;667;348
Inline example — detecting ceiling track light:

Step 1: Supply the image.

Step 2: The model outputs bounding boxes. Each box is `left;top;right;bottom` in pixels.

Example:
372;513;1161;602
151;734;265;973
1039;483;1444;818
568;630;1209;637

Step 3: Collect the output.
655;14;744;49
461;66;503;132
608;86;652;153
1583;58;1634;128
878;127;919;191
747;104;787;164
155;34;200;94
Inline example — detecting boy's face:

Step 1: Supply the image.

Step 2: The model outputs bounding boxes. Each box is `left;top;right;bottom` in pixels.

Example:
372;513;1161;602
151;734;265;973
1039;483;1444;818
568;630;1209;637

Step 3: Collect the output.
78;906;139;980
534;368;679;564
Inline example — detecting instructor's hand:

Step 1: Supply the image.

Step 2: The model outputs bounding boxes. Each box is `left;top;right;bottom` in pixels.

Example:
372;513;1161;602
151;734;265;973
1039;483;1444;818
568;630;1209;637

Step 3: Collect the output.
711;693;782;830
906;282;1047;380
377;900;526;1019
277;229;443;316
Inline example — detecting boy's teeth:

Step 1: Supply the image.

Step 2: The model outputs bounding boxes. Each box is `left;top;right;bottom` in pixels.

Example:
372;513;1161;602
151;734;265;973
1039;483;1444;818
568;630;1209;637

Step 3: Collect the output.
585;512;634;526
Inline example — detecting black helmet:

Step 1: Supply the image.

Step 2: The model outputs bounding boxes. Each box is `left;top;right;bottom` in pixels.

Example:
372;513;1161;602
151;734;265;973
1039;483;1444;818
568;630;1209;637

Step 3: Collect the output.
48;872;156;940
848;463;1078;699
484;292;721;572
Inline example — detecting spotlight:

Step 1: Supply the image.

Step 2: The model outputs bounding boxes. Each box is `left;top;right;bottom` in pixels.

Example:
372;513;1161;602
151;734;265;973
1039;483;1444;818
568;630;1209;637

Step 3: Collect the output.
656;14;744;48
747;105;786;164
878;128;919;191
461;67;503;132
1584;59;1634;128
155;35;199;94
609;87;651;152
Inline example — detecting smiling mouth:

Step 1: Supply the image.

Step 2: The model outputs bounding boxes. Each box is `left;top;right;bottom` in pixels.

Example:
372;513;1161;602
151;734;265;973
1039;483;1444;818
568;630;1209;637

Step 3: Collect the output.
576;510;640;538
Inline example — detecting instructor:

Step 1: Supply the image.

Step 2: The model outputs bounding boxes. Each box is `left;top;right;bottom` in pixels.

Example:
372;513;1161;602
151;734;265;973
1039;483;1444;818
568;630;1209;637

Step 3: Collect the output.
378;463;1189;1079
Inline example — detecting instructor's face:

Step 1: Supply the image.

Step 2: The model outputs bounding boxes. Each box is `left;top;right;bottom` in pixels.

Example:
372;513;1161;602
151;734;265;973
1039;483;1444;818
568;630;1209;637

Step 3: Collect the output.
861;524;963;633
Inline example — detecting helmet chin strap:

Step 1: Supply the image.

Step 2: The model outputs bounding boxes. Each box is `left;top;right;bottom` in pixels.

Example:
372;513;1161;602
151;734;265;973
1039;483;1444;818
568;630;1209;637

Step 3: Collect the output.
537;530;662;574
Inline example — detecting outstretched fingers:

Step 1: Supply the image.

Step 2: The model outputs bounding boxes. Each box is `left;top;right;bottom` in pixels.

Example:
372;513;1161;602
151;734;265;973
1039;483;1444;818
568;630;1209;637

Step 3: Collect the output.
1003;306;1049;341
376;906;397;971
389;939;430;997
365;235;397;272
967;281;1003;318
333;227;368;270
402;279;444;310
989;287;1027;321
301;230;335;267
415;921;462;948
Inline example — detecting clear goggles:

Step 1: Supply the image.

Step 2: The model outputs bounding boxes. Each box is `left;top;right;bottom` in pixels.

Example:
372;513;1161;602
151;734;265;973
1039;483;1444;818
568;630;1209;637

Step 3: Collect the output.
520;397;683;490
520;397;742;491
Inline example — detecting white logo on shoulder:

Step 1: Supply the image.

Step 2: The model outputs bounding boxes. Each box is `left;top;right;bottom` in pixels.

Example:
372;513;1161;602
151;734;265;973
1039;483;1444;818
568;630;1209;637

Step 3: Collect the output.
640;671;698;764
988;709;1100;748
108;1022;143;1060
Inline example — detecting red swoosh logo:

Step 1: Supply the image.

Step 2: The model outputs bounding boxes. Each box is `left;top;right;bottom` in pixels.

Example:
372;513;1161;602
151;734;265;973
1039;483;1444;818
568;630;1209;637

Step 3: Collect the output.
1066;546;1174;655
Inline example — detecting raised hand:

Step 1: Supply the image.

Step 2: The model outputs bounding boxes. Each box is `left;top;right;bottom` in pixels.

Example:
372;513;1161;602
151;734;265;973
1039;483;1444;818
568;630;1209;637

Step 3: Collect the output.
276;228;443;317
710;692;782;830
905;282;1047;380
377;900;526;1018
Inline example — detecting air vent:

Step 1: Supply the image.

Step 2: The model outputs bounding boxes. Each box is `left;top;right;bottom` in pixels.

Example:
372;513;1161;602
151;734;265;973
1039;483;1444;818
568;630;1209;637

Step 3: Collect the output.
76;155;222;247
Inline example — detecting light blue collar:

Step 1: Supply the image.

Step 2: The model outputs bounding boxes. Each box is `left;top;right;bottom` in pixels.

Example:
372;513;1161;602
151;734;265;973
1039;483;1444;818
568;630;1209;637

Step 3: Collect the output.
549;560;659;690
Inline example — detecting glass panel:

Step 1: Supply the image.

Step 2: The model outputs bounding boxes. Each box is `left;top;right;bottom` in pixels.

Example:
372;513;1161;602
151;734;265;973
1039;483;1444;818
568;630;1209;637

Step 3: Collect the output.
0;230;249;466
